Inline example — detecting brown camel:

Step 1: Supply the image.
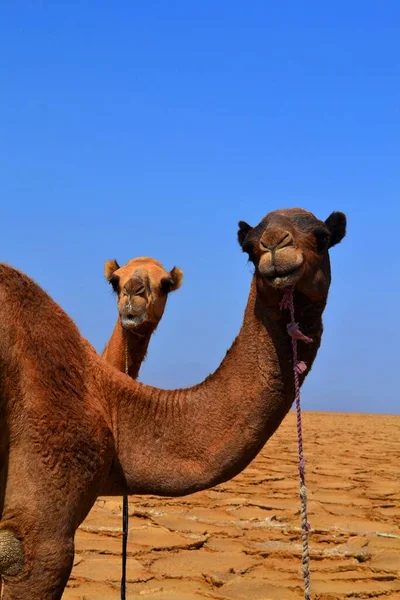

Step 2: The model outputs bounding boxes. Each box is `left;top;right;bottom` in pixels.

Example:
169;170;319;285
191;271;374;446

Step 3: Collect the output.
101;256;183;591
0;207;346;599
102;257;183;379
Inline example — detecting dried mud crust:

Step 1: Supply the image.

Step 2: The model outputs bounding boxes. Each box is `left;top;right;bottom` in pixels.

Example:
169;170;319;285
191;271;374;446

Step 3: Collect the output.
65;412;400;600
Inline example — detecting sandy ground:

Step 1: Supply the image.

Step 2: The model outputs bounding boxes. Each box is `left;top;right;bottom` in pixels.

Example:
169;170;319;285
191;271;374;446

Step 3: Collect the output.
64;412;400;599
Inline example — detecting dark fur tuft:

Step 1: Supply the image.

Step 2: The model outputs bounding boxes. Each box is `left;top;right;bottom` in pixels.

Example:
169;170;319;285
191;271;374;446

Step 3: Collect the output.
161;267;183;294
108;274;120;293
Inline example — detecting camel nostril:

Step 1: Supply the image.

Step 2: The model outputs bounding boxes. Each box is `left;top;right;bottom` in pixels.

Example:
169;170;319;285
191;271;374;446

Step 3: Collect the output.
259;241;271;252
134;286;145;297
276;232;293;250
260;231;293;252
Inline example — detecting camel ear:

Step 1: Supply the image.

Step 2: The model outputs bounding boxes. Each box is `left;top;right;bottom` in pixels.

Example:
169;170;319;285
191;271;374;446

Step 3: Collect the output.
104;259;120;280
237;220;252;248
325;212;346;248
161;267;183;294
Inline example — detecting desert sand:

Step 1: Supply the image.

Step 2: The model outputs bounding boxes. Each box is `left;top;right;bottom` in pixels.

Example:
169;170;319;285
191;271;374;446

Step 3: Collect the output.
64;411;400;599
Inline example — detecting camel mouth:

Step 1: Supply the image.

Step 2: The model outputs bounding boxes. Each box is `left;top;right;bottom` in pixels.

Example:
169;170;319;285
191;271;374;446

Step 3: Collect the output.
263;265;303;289
121;312;148;329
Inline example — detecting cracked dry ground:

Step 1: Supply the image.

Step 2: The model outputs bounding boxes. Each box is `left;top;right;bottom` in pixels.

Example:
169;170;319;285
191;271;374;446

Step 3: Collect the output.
65;412;400;600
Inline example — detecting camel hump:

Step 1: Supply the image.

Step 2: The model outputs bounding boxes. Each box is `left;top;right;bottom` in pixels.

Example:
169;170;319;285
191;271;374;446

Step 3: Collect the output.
0;262;87;383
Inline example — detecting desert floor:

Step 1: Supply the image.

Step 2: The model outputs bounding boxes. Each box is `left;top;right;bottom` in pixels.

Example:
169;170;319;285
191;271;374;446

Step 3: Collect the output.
64;412;400;600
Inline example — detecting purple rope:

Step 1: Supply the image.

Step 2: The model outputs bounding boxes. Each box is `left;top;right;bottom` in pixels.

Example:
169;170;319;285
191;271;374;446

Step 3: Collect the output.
280;288;312;600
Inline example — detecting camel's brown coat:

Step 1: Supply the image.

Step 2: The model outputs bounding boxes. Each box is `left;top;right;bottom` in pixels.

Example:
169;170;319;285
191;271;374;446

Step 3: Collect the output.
102;257;183;379
0;207;346;599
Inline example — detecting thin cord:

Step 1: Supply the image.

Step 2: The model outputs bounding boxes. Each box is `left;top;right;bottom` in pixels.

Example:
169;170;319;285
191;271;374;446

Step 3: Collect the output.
121;336;129;600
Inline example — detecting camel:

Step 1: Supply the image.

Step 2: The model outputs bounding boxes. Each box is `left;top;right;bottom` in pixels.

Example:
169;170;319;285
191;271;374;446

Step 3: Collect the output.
0;207;346;599
102;257;183;379
101;256;183;594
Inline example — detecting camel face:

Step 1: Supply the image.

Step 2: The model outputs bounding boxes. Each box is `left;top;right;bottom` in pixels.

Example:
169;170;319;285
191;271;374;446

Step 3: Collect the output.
104;257;183;330
238;208;346;297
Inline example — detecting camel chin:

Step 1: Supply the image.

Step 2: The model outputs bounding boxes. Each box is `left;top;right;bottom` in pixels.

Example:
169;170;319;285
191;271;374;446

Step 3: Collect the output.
120;313;148;329
0;529;24;576
268;277;295;289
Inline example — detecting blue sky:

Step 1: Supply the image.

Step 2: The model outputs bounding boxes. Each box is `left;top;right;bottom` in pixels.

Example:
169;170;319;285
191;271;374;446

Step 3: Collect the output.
1;2;399;413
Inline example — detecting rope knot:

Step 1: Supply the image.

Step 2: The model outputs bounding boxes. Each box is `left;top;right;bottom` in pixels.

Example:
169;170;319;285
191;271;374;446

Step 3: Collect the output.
296;361;308;375
287;322;313;344
279;287;294;311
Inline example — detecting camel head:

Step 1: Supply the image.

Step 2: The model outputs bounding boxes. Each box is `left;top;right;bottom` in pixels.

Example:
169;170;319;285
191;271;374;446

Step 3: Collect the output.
104;257;183;330
238;208;346;300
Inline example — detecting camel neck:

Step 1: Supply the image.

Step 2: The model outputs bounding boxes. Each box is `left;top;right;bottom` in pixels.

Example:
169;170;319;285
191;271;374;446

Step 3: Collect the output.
103;277;325;497
102;319;156;380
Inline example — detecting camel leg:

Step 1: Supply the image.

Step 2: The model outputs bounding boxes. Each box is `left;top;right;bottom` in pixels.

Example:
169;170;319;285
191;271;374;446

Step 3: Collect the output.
0;526;74;600
0;460;106;599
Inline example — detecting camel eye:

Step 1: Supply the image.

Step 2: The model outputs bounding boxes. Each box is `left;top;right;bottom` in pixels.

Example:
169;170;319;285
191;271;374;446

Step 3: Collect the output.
161;277;174;294
242;241;251;252
242;240;255;261
109;275;120;293
314;227;329;252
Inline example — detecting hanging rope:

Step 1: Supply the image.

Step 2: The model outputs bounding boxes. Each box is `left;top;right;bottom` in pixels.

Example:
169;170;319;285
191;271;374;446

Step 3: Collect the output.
121;336;129;600
280;288;312;600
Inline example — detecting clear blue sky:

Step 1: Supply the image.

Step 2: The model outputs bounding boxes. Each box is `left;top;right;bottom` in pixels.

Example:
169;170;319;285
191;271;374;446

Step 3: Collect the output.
1;2;399;413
